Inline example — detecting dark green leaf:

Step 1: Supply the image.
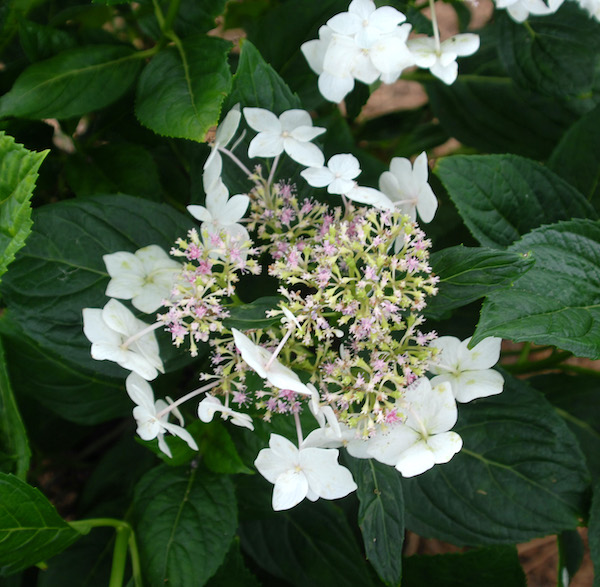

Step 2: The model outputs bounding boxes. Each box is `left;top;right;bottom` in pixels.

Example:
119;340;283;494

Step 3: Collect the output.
0;337;29;480
548;103;600;207
472;219;600;358
427;77;576;159
532;372;600;480
223;296;283;330
206;538;261;587
0;131;47;286
64;143;163;200
402;374;589;545
0;46;142;120
133;465;237;587
225;40;301;113
346;458;404;586
558;530;584;587
402;546;526;587
0;313;129;425
590;482;600;587
426;245;535;318
201;422;253;475
18;20;77;62
0;473;81;576
435;154;596;248
135;36;232;140
240;497;376;587
497;4;600;100
36;528;113;587
0;194;194;378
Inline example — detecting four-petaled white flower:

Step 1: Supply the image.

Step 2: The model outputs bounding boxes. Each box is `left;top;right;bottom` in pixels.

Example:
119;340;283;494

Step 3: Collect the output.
126;372;198;458
103;245;181;314
187;155;250;251
301;153;394;210
367;377;463;477
232;328;312;395
82;299;164;380
254;433;357;510
408;34;480;85
494;0;564;22
429;336;504;403
243;108;326;167
204;103;241;176
379;151;438;224
301;154;361;195
197;394;254;430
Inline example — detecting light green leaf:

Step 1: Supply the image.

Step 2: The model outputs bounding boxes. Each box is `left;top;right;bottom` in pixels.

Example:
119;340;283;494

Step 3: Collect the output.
403;546;526;586
548;103;600;208
135;36;232;140
435;154;597;249
402;374;589;545
0;337;29;480
133;465;237;587
346;458;404;586
472;219;600;358
497;4;600;100
426;245;534;318
0;194;195;378
0;473;81;576
0;132;47;286
0;46;142;120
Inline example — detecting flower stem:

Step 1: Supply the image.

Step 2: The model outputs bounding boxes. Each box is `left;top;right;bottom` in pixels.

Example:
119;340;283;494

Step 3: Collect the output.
121;320;163;349
267;153;280;191
219;146;253;178
265;328;293;370
156;379;220;419
428;0;441;53
502;350;572;374
294;411;304;446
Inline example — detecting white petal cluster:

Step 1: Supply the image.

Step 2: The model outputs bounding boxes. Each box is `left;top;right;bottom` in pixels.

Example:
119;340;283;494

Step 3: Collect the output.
429;336;504;403
366;378;463;476
254;433;357;510
82;299;164;380
407;34;480;85
493;0;564;22
104;245;181;314
187;155;250;253
301;0;414;102
197;394;254;430
378;151;438;225
232;328;312;395
243;108;326;167
302;153;394;210
126;373;198;458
